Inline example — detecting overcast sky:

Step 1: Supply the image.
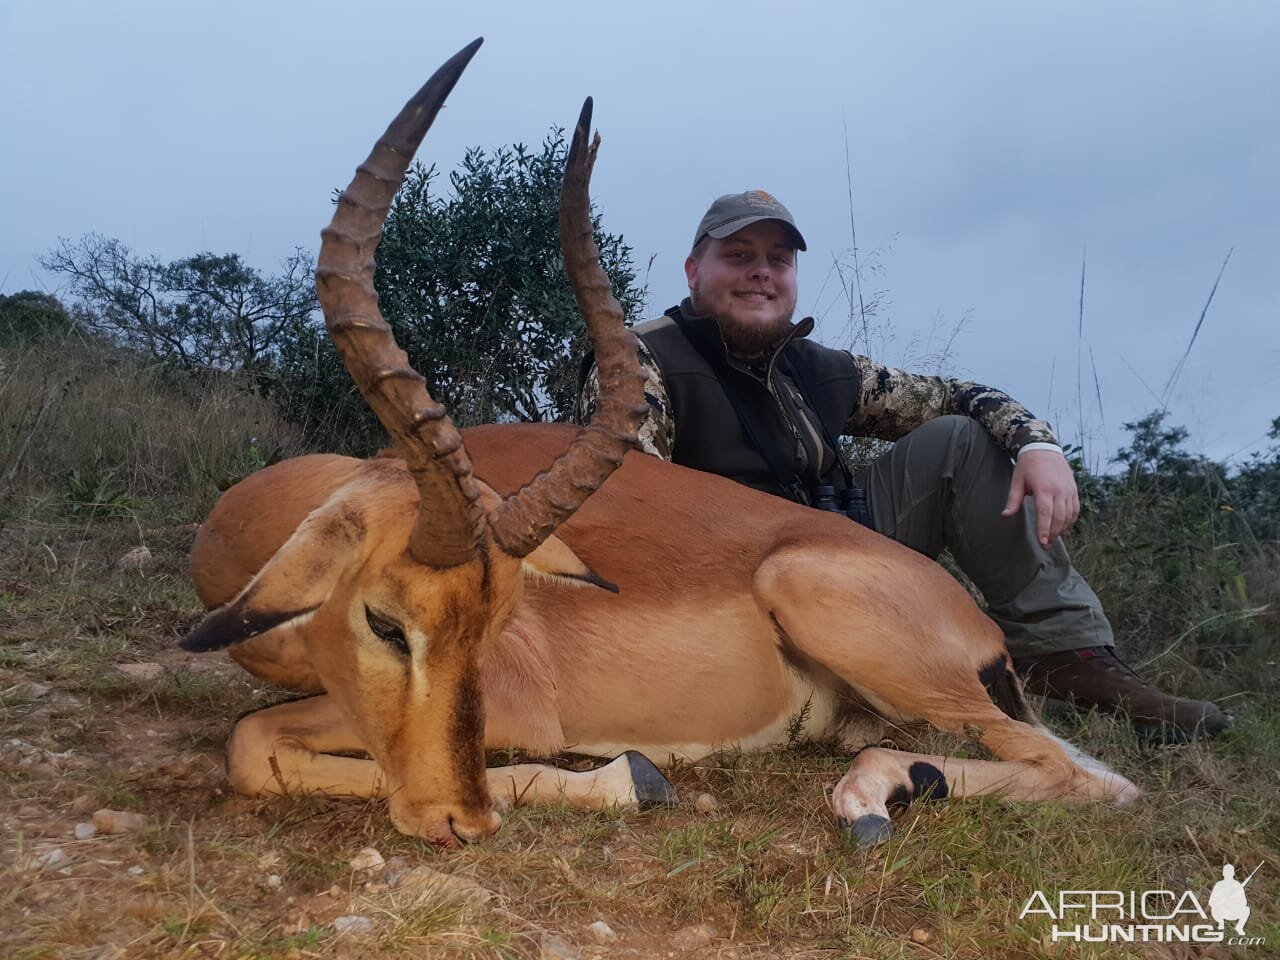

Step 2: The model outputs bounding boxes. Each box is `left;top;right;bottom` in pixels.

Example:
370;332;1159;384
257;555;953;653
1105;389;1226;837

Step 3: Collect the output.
3;1;1276;467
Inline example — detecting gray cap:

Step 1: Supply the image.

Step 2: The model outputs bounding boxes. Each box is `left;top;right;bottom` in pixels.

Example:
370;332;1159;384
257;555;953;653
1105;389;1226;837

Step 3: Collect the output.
691;190;807;252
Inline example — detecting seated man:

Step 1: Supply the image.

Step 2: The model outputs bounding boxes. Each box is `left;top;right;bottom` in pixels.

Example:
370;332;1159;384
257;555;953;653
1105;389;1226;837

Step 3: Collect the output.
578;189;1227;741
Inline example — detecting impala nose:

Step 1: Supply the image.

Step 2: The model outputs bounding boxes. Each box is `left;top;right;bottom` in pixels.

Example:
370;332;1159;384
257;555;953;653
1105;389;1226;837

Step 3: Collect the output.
390;799;502;847
448;808;503;845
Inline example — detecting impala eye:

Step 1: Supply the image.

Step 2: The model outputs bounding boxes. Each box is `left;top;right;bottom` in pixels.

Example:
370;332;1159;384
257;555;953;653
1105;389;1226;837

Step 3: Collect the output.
364;606;409;656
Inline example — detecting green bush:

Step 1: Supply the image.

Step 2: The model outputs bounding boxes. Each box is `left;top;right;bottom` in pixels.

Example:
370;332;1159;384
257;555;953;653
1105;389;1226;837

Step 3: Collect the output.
0;291;76;347
1069;411;1279;695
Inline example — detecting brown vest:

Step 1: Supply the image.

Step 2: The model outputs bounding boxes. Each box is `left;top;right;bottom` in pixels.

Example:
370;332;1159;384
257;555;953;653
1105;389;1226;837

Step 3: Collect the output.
633;303;862;502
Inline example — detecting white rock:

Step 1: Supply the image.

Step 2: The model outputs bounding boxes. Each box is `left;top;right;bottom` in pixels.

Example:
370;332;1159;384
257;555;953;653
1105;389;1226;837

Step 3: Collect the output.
73;822;97;840
694;793;719;815
266;874;283;890
349;847;385;872
117;663;164;682
396;865;492;903
332;915;375;935
36;847;69;868
585;920;617;943
127;866;145;876
92;808;148;834
3;738;73;765
116;546;153;571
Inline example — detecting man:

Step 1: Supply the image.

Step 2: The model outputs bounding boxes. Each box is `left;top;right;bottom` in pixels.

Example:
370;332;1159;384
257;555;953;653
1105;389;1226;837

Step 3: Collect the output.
579;190;1228;741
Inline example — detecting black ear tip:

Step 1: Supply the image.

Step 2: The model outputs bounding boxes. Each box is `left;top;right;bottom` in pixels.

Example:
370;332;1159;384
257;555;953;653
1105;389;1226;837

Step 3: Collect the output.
577;97;593;136
180;614;231;653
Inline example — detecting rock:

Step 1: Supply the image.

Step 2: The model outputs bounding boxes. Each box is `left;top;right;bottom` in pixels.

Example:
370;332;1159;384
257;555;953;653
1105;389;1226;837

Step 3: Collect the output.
116;546;153;571
910;928;932;944
538;934;581;960
694;792;719;815
92;808;148;834
382;856;411;886
672;923;717;951
127;866;145;876
332;915;375;935
266;874;283;890
118;662;164;682
349;847;385;872
3;738;73;766
395;865;492;904
39;847;69;868
16;682;52;700
585;920;617;943
73;822;97;840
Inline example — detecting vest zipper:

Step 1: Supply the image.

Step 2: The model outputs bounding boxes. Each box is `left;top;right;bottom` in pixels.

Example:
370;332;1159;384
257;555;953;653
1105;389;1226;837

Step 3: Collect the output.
764;332;823;481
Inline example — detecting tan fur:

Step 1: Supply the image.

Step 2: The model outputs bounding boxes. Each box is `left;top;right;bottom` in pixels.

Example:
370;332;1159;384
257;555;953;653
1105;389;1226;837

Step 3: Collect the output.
189;422;1138;845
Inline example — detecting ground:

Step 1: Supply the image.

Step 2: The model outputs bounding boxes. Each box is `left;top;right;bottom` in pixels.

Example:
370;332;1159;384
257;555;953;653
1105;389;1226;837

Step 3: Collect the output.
1;511;1276;959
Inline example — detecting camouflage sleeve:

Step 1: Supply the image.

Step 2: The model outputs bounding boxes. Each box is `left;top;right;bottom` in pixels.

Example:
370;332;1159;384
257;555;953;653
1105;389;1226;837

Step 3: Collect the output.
845;354;1058;457
576;337;674;460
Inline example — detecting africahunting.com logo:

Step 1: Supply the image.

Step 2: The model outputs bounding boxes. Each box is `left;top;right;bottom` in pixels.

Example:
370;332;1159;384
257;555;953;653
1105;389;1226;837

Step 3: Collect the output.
1020;862;1266;946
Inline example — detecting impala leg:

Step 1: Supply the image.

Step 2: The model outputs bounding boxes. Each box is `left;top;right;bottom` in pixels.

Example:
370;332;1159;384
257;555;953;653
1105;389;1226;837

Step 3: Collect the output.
756;546;1138;846
486;752;676;811
227;694;387;798
226;698;675;811
831;730;1139;847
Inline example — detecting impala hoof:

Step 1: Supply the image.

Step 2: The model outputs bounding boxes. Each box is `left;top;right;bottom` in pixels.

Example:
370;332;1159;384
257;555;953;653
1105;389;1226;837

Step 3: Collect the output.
840;814;893;848
624;751;676;808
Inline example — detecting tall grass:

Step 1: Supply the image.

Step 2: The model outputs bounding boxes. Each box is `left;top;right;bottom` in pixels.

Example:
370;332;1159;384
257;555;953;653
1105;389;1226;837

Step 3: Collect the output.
0;336;305;518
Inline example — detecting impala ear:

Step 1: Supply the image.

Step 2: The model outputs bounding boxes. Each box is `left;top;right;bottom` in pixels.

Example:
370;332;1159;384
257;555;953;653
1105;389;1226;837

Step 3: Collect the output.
181;500;369;652
522;534;619;594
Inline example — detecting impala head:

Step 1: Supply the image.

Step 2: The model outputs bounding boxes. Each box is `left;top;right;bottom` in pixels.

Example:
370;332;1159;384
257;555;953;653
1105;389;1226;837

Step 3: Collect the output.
181;39;646;845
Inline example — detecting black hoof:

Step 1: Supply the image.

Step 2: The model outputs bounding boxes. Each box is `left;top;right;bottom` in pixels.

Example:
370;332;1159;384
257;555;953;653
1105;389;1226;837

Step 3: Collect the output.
839;814;893;848
623;751;677;808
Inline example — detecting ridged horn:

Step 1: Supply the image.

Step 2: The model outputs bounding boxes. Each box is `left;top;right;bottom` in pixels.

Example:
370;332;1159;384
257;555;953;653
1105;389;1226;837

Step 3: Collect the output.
487;98;649;557
314;38;486;568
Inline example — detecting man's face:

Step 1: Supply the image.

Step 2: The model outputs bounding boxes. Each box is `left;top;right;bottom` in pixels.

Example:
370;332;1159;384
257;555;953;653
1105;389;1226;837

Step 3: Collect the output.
685;220;798;355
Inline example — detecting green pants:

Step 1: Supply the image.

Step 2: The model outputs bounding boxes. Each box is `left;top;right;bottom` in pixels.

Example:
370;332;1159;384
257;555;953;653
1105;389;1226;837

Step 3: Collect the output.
853;416;1114;658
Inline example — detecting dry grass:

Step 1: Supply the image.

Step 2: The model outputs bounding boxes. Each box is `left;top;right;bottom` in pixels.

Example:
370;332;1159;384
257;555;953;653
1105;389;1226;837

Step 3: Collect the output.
0;338;303;518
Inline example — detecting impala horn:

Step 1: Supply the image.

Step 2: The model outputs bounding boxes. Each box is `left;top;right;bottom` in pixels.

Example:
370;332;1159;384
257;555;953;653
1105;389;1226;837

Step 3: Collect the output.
314;38;645;567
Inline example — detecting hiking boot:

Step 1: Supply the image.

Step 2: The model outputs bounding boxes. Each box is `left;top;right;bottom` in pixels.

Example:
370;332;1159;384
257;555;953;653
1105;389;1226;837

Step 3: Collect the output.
1013;646;1230;743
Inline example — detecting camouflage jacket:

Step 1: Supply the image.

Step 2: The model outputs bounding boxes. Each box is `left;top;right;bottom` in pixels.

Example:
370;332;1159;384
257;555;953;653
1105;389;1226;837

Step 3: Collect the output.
577;313;1059;463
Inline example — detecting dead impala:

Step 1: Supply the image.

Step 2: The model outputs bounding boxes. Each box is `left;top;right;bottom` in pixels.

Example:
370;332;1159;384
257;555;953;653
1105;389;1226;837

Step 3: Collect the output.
183;39;1138;848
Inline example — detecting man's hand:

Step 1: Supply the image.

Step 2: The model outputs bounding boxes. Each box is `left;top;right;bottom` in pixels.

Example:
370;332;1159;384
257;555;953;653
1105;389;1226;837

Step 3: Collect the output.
1002;449;1080;546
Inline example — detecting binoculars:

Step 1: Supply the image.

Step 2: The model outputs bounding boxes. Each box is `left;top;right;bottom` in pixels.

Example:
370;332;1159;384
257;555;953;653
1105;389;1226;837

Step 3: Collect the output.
810;484;872;528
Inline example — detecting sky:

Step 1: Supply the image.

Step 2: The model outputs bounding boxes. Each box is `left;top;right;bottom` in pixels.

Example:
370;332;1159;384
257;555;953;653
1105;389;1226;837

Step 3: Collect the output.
3;1;1276;467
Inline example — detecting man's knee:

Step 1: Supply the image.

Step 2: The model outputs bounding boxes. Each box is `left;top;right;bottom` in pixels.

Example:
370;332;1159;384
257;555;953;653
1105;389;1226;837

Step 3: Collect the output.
906;415;997;460
897;416;1012;490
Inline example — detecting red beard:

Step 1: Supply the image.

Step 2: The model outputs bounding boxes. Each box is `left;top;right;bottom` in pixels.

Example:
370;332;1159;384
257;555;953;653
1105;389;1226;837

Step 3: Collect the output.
716;313;792;357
